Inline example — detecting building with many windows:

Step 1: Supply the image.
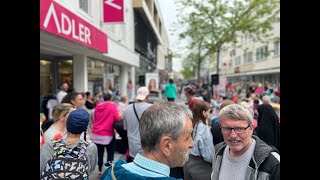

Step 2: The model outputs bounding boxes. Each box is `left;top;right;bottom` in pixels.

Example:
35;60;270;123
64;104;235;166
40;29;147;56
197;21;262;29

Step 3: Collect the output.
40;0;171;106
218;20;280;89
133;0;172;87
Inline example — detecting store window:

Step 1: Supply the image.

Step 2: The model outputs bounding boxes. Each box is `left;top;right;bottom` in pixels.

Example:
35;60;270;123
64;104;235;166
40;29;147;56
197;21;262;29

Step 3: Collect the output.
40;60;53;97
105;63;121;97
58;60;73;89
40;57;73;115
87;58;121;98
87;59;105;95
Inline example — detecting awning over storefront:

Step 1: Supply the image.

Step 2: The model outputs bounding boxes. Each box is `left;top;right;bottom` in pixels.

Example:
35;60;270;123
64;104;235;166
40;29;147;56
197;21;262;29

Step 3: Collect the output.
222;68;280;78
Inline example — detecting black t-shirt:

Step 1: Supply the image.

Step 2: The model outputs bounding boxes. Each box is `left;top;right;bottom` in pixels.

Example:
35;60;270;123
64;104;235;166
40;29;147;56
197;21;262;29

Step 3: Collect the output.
85;100;94;109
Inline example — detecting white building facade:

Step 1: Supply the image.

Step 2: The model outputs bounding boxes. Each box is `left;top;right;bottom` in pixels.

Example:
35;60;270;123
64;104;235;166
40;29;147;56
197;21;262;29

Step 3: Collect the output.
218;21;280;87
40;0;141;102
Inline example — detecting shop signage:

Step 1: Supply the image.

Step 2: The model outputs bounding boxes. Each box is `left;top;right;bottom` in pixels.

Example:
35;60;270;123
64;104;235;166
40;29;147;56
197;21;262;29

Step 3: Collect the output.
103;0;124;23
40;0;108;53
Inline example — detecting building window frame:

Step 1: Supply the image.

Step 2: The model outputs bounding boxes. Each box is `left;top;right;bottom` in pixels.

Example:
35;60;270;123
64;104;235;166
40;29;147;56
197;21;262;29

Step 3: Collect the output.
243;51;253;64
79;0;89;14
256;45;268;61
234;56;241;66
274;41;280;57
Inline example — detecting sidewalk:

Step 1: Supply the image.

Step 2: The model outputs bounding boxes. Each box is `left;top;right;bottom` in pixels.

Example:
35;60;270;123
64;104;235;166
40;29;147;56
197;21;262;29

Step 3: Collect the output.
89;151;126;180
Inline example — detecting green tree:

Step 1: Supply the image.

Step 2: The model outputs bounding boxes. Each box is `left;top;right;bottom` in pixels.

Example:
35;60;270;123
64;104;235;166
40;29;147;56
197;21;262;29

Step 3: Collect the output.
174;0;280;75
181;52;197;79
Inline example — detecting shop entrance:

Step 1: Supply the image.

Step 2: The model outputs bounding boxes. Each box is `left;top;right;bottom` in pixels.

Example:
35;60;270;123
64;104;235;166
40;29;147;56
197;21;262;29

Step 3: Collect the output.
40;54;73;114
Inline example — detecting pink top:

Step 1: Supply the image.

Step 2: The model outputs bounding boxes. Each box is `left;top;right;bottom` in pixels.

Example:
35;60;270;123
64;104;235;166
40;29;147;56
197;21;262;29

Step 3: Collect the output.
92;101;120;136
254;87;265;94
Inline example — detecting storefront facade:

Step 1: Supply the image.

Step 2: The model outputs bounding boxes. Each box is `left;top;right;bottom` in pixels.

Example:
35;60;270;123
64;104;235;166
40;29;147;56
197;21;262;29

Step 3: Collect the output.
40;0;139;105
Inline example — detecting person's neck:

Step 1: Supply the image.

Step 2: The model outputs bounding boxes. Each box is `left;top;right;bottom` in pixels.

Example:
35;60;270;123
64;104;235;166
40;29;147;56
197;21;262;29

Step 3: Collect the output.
65;133;81;145
142;151;170;166
53;122;66;134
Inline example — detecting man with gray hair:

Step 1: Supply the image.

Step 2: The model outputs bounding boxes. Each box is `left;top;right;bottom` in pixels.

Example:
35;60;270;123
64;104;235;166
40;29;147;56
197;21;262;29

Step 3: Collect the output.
211;104;280;180
101;102;195;180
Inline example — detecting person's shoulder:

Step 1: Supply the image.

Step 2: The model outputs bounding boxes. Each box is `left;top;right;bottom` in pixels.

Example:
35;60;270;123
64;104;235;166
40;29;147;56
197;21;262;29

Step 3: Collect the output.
124;103;134;111
109;101;119;108
85;141;98;154
258;149;280;172
86;141;97;148
214;141;227;154
41;140;54;151
197;122;209;132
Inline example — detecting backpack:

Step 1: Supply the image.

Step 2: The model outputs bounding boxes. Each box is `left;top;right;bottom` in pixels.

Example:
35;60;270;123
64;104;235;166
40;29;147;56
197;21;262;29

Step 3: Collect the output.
40;139;90;180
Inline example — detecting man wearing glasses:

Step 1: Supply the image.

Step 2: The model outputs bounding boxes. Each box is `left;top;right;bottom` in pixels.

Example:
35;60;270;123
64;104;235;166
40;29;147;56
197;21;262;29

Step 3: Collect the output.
211;104;280;180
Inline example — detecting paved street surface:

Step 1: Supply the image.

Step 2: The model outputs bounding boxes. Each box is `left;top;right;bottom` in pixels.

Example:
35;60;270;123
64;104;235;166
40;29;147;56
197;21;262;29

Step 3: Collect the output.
89;151;125;180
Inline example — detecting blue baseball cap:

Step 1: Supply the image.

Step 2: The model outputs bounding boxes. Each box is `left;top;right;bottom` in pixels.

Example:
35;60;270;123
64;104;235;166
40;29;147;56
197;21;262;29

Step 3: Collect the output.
66;109;89;134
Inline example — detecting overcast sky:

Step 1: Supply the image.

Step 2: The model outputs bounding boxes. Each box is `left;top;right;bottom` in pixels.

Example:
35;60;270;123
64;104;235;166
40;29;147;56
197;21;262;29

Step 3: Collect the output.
157;0;183;72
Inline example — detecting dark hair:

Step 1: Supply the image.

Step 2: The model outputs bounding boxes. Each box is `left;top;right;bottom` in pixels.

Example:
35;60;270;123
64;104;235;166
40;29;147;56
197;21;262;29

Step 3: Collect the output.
120;96;127;103
85;91;91;97
67;86;75;93
222;96;228;100
61;92;81;104
83;131;87;142
191;100;210;125
169;79;174;84
103;93;112;101
184;86;195;95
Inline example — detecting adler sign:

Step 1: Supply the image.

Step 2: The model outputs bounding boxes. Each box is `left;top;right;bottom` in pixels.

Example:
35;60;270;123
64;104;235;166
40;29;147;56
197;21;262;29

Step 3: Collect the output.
40;0;108;53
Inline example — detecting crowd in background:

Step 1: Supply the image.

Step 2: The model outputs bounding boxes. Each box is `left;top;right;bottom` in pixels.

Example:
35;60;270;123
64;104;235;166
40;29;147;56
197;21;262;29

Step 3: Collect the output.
40;78;280;180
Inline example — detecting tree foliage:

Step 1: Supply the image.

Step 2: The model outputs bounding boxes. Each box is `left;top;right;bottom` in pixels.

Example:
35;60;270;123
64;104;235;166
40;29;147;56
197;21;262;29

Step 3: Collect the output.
174;0;280;77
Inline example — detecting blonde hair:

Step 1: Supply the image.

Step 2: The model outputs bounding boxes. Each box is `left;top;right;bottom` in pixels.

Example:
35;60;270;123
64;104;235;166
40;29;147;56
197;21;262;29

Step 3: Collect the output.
52;103;73;122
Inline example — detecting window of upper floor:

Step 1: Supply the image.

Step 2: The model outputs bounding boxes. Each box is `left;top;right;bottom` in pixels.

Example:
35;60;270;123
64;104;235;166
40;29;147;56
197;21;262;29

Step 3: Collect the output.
159;21;162;37
273;41;280;57
234;56;241;66
229;49;236;57
229;59;234;67
79;0;89;14
243;51;253;64
256;45;268;61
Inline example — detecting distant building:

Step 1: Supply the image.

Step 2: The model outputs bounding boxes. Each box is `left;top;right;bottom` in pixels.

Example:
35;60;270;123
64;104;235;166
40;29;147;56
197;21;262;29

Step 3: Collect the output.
133;0;172;86
217;20;280;87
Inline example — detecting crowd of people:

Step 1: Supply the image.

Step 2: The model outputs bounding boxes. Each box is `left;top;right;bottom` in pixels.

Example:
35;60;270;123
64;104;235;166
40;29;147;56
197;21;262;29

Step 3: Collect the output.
40;79;280;180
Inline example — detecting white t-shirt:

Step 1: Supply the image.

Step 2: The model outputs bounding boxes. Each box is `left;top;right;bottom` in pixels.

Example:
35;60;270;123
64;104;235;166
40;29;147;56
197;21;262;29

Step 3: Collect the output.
46;99;59;120
56;90;67;103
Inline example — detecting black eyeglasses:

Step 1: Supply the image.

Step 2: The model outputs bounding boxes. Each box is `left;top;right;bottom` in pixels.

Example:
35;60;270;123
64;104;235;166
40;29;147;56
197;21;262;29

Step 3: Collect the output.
220;124;251;134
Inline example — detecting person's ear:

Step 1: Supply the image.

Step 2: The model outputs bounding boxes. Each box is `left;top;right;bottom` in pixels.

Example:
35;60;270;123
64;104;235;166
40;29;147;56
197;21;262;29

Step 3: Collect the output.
159;136;172;157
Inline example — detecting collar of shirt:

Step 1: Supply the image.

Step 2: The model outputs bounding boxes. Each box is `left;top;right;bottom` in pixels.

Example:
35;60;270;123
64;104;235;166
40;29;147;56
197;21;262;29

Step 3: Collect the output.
125;153;170;177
